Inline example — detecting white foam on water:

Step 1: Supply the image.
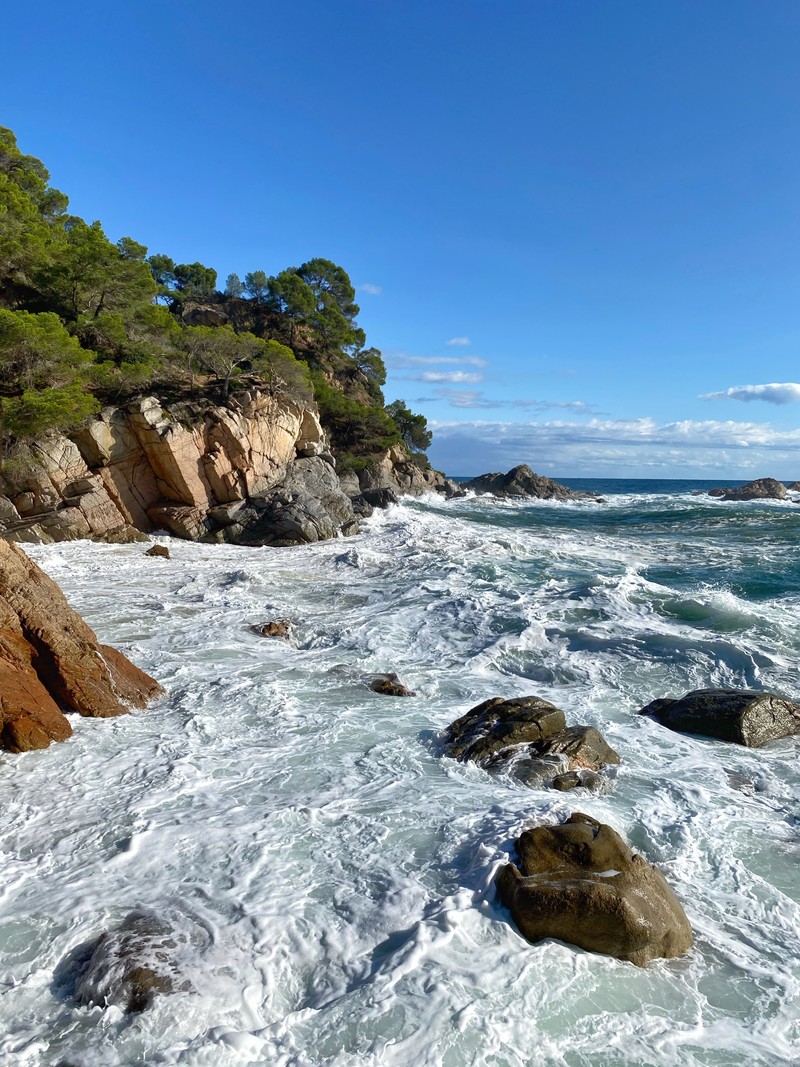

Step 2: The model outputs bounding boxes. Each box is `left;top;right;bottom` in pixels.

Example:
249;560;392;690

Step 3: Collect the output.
1;494;799;1066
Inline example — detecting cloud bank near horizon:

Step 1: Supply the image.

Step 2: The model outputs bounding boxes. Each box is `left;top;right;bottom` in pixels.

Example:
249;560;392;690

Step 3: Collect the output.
427;416;800;478
701;382;800;405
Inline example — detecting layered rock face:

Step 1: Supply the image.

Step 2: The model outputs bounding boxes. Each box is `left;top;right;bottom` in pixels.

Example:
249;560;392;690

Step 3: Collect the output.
0;390;358;547
639;688;800;747
0;540;162;752
496;812;693;966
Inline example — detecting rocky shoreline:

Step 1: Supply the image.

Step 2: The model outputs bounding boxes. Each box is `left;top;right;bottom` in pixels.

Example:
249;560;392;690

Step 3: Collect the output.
4;456;800;1007
0;390;461;549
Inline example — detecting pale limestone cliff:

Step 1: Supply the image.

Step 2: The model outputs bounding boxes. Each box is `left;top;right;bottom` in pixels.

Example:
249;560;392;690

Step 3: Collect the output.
0;389;331;545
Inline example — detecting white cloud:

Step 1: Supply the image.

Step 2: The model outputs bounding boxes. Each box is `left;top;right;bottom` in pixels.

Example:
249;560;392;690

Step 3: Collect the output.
390;354;487;367
419;371;484;384
357;283;383;296
445;336;471;346
426;416;800;478
433;388;593;412
701;382;800;405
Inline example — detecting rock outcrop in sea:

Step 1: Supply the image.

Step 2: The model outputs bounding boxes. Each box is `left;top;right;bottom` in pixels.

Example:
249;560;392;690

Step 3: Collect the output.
462;465;589;500
0;391;458;548
639;688;800;746
496;812;693;966
708;477;788;501
443;696;620;789
0;540;162;752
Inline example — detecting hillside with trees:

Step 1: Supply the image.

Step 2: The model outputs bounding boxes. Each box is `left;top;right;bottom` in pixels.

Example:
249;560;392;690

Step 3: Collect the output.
0;127;430;475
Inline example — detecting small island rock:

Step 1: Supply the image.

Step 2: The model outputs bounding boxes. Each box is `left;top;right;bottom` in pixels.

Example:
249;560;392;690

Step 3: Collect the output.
639;688;800;747
463;465;583;500
146;544;170;558
496;812;693;966
443;697;619;787
443;696;566;762
709;477;787;502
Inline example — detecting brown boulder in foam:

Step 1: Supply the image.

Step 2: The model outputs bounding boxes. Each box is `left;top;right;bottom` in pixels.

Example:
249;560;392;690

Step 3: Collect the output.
496;812;693;966
0;541;163;752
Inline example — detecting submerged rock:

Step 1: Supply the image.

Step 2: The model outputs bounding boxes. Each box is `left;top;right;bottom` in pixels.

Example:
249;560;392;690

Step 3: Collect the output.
146;544;170;559
639;688;800;747
496;812;693;966
0;541;162;752
463;465;587;501
370;672;416;697
251;619;292;639
74;911;189;1013
551;769;605;792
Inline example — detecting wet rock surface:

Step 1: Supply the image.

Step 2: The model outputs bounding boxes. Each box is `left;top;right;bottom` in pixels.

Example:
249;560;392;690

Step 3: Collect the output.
370;672;416;696
444;696;567;762
145;544;170;559
639;688;800;747
496;812;693;966
443;697;619;788
72;911;190;1013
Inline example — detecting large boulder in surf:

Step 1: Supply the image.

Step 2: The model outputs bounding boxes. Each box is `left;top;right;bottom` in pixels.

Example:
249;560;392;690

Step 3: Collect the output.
0;540;162;752
443;697;620;787
639;688;800;747
463;465;583;500
73;911;189;1013
712;477;787;502
496;812;693;966
443;696;567;762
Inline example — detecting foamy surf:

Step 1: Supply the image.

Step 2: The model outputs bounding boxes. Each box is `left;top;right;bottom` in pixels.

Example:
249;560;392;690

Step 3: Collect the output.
1;488;798;1066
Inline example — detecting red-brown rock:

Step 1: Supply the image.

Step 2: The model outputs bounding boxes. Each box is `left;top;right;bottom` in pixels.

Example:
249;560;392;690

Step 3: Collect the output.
0;541;163;752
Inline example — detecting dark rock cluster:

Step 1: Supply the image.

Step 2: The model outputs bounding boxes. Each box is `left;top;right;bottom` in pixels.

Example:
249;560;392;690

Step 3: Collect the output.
463;465;587;501
442;695;619;791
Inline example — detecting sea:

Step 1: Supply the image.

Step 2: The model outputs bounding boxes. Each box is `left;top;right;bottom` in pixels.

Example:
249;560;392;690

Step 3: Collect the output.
1;479;798;1067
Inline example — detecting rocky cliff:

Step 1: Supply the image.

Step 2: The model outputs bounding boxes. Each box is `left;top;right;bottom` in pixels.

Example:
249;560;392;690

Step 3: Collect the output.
0;540;162;751
0;390;458;547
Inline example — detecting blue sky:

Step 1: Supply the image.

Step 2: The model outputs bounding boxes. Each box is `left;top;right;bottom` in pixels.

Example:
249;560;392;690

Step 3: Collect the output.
5;0;800;477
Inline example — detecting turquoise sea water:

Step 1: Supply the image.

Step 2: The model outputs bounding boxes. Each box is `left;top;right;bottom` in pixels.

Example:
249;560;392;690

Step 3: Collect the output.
0;481;798;1066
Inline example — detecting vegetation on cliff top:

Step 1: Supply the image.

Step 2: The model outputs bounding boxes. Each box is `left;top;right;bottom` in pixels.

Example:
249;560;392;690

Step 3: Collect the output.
0;126;430;470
